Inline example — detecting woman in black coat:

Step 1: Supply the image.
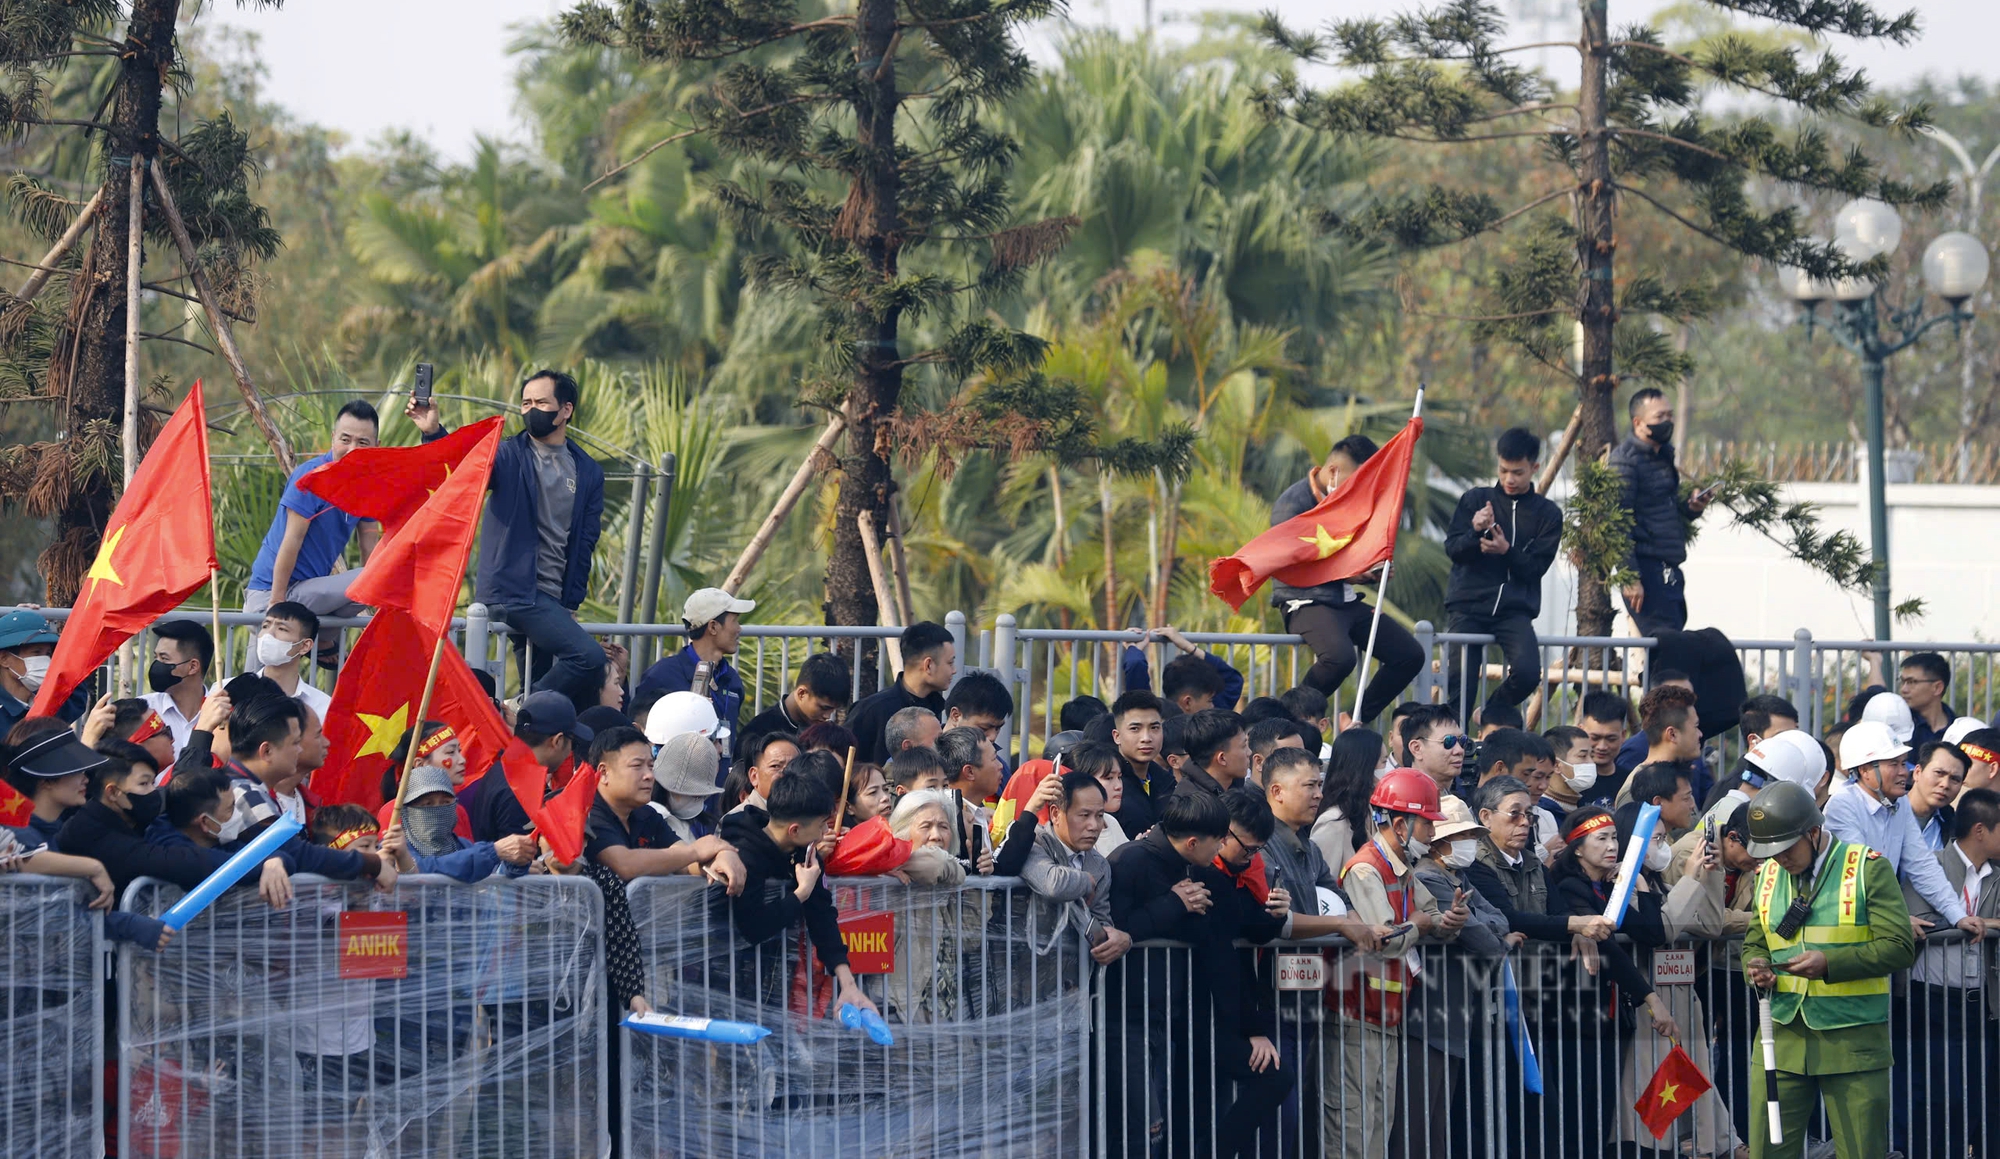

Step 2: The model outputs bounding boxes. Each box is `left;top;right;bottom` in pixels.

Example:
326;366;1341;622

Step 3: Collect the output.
1543;807;1682;1157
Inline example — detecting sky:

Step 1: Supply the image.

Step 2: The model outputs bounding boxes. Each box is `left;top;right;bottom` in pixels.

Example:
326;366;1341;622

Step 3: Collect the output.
208;0;2000;163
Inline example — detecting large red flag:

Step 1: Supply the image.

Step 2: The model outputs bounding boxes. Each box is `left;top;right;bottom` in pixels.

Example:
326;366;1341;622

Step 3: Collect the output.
344;418;501;635
32;385;215;714
1207;416;1422;612
1633;1043;1712;1139
313;608;508;811
297;417;505;538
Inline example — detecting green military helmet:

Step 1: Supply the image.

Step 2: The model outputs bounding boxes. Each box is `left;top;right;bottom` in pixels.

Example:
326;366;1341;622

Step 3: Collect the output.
1744;780;1823;858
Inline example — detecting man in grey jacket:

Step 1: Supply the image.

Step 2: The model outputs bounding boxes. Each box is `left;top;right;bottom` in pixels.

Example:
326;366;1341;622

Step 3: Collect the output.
1016;771;1132;969
1272;435;1424;725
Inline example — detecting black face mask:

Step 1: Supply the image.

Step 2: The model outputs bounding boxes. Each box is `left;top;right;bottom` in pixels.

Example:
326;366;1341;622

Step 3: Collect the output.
1645;420;1675;445
123;786;163;830
523;407;559;439
147;659;183;694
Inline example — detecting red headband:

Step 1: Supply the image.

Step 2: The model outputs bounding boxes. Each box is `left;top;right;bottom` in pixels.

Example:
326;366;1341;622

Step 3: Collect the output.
415;726;457;760
328;826;377;850
128;710;166;745
1962;742;1997;766
1565;812;1616;845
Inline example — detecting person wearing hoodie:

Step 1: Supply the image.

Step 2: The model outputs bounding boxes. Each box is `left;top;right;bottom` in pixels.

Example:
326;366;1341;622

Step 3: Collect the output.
1442;427;1564;725
716;771;879;1018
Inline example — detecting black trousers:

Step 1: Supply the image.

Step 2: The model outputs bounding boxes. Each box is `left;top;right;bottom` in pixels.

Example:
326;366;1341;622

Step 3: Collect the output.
1445;610;1543;719
1283;599;1424;725
1627;557;1688;635
1168;1029;1296;1159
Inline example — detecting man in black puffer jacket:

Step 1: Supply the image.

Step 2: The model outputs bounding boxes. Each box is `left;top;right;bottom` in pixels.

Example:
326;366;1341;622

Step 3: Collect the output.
1608;388;1712;634
1444;427;1563;723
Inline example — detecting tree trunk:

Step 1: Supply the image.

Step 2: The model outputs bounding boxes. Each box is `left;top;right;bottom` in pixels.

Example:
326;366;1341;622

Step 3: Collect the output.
823;0;903;629
1152;472;1182;628
1573;0;1619;637
40;0;180;604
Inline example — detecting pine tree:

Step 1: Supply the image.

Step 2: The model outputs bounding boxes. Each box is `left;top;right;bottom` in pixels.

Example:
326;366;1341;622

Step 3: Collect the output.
557;0;1159;628
1257;0;1947;633
0;0;284;602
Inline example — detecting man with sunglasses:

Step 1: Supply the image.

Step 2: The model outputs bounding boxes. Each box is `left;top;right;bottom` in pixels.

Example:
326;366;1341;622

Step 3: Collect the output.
409;370;606;708
1400;705;1469;804
1823;721;1984;946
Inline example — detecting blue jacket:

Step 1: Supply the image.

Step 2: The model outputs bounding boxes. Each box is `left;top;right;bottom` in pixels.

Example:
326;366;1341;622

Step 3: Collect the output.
1119;646;1243;713
413;835;531;883
634;645;745;744
424;425;604;610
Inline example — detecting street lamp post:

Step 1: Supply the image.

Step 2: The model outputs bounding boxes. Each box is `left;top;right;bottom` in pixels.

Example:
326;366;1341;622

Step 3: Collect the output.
1781;199;1989;641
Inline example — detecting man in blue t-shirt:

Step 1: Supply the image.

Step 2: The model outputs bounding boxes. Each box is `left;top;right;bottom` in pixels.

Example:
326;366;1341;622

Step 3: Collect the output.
244;401;382;656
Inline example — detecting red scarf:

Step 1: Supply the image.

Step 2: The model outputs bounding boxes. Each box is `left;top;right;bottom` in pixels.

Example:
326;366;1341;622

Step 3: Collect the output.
1213;851;1271;903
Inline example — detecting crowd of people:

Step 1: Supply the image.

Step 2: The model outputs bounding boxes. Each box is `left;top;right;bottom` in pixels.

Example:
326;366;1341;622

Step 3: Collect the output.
1;376;1997;1159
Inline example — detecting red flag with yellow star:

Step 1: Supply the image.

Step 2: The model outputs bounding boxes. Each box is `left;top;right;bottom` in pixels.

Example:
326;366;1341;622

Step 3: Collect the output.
344;417;502;636
31;385;214;714
1207;416;1422;612
313;607;509;810
1633;1042;1711;1139
297;416;505;538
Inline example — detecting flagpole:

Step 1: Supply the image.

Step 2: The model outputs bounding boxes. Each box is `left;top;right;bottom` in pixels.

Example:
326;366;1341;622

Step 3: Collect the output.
392;633;450;830
209;568;222;673
1347;383;1425;728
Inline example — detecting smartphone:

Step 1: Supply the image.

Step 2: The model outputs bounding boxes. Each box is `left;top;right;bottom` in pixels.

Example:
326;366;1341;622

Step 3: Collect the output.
1692;483;1717;503
413;362;434;406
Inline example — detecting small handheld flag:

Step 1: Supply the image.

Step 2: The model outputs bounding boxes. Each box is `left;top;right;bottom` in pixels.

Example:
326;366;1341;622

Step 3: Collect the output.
1633;1042;1712;1139
1500;960;1541;1095
1602;803;1661;927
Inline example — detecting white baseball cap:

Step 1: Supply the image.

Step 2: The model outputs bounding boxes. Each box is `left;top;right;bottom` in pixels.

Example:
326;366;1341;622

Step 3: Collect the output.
1860;691;1914;746
683;588;754;629
1943;716;1986;746
1839;719;1910;772
645;691;720;746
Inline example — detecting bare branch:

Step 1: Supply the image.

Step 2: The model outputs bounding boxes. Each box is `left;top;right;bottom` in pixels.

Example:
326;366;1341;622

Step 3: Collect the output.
583;93;834;192
1487;187;1575;231
1614;182;1737;250
1609;126;1733;163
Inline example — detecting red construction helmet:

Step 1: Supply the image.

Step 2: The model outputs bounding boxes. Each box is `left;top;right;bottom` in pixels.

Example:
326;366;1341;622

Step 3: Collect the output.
1369;768;1447;821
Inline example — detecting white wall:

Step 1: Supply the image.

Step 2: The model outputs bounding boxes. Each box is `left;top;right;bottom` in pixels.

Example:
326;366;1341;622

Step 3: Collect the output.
1529;482;2000;645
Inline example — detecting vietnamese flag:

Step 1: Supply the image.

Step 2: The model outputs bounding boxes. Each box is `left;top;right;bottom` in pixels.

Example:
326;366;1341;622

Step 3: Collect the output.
535;756;597;867
32;385;215;714
1208;416;1422;612
1633;1043;1712;1139
314;608;509;811
298;416;505;538
0;778;32;826
990;758;1060;845
344;417;501;635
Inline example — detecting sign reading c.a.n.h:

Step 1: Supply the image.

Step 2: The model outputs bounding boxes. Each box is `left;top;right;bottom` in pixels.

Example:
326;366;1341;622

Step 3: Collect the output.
338;911;409;980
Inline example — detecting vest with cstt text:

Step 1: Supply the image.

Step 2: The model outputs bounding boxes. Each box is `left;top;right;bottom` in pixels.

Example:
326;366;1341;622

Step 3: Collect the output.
1753;839;1889;1030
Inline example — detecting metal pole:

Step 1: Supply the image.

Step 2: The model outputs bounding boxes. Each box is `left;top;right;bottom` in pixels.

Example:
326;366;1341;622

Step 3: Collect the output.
638;452;676;671
1862;352;1892;641
617;462;652;672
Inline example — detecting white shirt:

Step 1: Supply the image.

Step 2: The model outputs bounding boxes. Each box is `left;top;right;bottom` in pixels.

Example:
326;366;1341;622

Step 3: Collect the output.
141;691;198;758
265;670;332;722
1913;844;1993;989
1095;813;1130;858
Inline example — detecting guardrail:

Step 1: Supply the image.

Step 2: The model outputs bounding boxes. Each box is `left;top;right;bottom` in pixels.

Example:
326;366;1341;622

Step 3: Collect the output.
0;875;103;1159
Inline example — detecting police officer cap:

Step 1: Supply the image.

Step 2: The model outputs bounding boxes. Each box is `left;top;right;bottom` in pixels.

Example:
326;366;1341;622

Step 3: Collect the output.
1744;780;1822;859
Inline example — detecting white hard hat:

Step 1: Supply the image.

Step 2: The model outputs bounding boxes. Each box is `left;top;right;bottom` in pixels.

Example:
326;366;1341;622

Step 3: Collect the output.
1839;719;1910;772
1943;716;1986;746
1744;736;1809;790
1316;887;1347;917
1860;692;1915;746
1767;730;1828;789
645;691;719;746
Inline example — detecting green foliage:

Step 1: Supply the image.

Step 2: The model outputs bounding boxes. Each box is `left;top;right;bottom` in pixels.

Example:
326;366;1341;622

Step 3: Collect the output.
1564;457;1638;592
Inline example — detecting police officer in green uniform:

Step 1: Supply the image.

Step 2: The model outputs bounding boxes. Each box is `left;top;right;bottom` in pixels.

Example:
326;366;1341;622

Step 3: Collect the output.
1740;781;1916;1159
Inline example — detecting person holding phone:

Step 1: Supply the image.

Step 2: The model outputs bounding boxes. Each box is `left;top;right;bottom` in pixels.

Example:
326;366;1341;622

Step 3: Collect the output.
1609;388;1712;634
1441;427;1564;725
243;399;383;663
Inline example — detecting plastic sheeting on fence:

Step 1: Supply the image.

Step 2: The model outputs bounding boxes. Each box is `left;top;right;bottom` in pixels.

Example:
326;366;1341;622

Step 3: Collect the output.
621;875;1093;1159
1;875;103;1159
115;873;606;1159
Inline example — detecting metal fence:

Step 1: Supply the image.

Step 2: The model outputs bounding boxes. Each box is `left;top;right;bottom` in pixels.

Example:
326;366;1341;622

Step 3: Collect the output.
1;875;103;1159
620;874;1093;1159
114;873;606;1159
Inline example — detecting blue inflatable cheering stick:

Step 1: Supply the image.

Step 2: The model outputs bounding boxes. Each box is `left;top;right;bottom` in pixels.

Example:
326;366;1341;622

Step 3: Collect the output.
621;1011;772;1045
839;1002;894;1046
160;815;304;931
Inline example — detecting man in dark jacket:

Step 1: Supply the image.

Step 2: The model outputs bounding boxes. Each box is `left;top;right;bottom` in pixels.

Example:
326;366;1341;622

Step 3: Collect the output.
1443;427;1562;723
1608;388;1711;634
1106;792;1291;1159
408;369;606;705
1270;435;1423;726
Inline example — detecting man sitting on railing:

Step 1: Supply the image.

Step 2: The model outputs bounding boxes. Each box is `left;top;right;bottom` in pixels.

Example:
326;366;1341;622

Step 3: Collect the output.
1443;426;1563;729
1118;625;1244;717
244;400;381;665
846;621;957;765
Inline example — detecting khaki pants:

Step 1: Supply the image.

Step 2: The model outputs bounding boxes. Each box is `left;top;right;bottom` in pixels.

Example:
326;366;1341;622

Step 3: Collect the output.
1749;1063;1888;1159
1325;1018;1400;1159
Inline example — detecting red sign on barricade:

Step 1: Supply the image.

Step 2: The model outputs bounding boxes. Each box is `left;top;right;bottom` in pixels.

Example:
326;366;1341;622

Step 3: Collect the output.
338;911;409;979
838;910;896;975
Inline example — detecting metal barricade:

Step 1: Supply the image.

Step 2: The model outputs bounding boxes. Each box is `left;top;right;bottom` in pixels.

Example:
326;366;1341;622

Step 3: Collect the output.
116;873;606;1159
621;874;1093;1158
1;875;104;1159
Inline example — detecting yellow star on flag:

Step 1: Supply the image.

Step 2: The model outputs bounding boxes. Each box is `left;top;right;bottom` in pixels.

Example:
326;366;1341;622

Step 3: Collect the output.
426;462;453;499
355;703;410;759
84;525;127;599
1654;1080;1681;1107
1298;523;1354;560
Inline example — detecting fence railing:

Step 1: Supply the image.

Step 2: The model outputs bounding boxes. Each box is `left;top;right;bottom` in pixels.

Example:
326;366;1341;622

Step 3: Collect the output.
9;871;1997;1157
27;604;1998;769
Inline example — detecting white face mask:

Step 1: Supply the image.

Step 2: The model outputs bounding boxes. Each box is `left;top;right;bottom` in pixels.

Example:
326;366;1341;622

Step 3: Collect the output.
1645;839;1672;873
12;654;50;691
1564;761;1598;792
666;792;708;820
1444;839;1477;869
255;632;302;669
1405;835;1431;860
